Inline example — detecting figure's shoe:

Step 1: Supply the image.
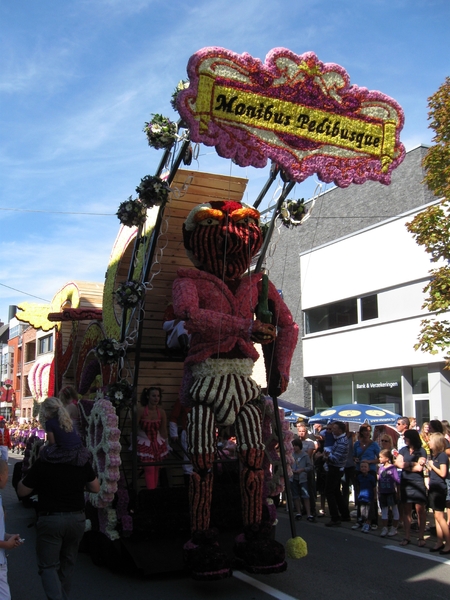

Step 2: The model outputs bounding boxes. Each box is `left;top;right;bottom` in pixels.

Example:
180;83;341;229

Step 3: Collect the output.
233;525;287;574
183;529;232;581
178;334;190;354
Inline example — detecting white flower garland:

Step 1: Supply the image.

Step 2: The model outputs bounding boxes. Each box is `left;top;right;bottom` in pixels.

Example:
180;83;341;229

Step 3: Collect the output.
85;398;122;513
191;357;254;378
28;360;51;402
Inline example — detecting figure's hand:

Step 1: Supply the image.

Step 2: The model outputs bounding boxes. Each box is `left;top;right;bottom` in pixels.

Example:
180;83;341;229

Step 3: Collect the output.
251;320;276;345
394;454;404;469
5;534;21;549
279;373;289;394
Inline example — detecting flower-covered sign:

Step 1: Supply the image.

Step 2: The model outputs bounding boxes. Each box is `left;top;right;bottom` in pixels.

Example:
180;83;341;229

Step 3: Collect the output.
177;47;405;187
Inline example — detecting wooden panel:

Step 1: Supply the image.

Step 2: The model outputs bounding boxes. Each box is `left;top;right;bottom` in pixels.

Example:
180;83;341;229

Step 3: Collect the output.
120;170;248;488
72;281;104;308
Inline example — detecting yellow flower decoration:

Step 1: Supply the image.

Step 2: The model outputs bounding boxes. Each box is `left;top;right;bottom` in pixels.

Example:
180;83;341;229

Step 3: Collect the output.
286;536;308;559
16;282;80;332
103;214;156;339
16;302;54;332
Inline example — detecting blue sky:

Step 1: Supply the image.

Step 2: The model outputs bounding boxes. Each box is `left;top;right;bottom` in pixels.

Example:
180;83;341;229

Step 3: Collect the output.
0;0;448;323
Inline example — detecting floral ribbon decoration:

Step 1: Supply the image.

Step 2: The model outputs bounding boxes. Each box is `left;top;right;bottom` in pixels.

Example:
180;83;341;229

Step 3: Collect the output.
177;47;405;187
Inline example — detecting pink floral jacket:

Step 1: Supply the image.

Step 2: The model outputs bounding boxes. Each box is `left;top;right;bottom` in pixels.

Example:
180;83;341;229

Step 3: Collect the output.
172;268;298;391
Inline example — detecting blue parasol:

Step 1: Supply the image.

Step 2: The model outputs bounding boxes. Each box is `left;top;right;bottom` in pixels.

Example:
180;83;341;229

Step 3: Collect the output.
308;403;401;426
277;399;314;423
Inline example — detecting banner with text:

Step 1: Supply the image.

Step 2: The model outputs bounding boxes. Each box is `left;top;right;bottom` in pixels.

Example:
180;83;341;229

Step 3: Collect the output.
177;47;405;187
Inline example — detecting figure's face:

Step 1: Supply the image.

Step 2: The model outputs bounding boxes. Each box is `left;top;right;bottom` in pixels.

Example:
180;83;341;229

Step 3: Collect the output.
185;202;262;279
397;420;407;433
297;426;307;439
360;426;372;439
148;389;160;405
360;462;369;474
331;423;342;437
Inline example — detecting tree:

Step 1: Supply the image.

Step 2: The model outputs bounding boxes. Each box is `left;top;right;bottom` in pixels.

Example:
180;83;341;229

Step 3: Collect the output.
406;77;450;365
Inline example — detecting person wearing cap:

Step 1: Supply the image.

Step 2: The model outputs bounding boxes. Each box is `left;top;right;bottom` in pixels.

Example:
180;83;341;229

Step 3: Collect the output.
0;418;11;462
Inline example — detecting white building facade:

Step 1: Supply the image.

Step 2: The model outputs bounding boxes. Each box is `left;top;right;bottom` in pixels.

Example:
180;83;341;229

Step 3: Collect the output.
267;145;449;422
300;205;450;422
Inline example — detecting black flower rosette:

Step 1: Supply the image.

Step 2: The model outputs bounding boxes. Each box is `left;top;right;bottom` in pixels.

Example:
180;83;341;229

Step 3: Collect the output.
171;80;190;111
280;199;307;228
136;175;171;208
143;113;177;149
106;379;133;410
95;338;122;365
114;280;146;308
116;196;147;227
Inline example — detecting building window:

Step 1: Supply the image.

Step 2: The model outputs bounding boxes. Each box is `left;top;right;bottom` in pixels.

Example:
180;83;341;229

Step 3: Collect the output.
38;335;53;355
23;380;32;397
412;366;429;394
360;294;378;321
305;298;358;334
415;399;430;424
305;294;379;334
354;369;402;414
25;341;36;363
311;368;402;414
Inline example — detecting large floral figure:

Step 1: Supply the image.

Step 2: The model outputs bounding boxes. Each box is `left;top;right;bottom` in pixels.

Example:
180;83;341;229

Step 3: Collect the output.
172;200;298;579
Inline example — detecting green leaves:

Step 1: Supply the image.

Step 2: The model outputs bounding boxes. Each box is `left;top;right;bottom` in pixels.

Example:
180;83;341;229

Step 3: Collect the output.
406;77;450;367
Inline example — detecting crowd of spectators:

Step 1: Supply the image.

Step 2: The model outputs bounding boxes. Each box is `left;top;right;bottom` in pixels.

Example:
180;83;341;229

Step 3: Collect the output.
6;419;45;454
290;415;450;552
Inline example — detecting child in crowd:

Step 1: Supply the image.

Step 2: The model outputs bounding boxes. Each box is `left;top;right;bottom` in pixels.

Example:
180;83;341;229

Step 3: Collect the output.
39;397;90;466
0;459;23;598
59;385;81;433
290;439;315;522
377;449;400;537
352;461;377;533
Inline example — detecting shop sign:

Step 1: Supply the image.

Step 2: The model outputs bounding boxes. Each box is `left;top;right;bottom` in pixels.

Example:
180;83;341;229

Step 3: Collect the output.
356;381;399;390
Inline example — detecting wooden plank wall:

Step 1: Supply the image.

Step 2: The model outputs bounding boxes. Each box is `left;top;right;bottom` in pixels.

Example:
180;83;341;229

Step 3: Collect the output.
140;169;248;351
122;169;248;491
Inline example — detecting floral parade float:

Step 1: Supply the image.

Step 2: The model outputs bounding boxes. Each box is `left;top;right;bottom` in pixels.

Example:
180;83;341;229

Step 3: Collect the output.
14;47;404;577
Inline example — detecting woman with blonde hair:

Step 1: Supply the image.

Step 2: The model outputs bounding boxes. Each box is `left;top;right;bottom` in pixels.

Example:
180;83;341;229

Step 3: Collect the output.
420;422;431;457
379;433;394;451
427;432;450;553
39;397;90;466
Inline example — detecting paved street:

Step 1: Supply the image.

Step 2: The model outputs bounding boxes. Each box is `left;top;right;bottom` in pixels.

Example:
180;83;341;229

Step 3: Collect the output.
3;454;450;600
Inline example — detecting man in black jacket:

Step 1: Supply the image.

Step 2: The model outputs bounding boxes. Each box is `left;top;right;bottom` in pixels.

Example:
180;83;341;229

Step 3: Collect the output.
18;459;99;600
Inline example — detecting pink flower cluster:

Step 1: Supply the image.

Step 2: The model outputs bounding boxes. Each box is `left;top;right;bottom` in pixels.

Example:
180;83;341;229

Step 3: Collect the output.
87;398;122;509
